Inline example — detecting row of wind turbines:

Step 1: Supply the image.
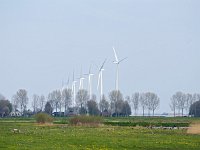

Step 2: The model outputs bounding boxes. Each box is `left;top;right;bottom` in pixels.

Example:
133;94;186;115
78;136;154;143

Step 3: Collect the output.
63;47;127;107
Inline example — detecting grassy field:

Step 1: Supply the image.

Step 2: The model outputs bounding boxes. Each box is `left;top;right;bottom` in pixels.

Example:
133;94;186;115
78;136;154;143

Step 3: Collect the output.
0;117;200;150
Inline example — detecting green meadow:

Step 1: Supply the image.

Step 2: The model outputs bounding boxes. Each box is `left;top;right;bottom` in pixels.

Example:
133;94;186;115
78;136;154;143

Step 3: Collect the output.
0;117;200;150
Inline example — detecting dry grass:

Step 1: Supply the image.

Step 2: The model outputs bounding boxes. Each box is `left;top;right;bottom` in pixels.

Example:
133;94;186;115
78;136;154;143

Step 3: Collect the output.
187;122;200;134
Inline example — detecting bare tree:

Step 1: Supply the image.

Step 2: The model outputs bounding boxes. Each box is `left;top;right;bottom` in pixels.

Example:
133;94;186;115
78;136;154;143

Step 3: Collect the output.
12;95;18;113
149;93;160;116
13;89;28;114
173;92;186;116
185;93;193;116
192;93;200;103
125;96;131;104
76;89;89;109
140;93;147;116
131;93;140;116
170;95;177;117
39;95;46;112
62;88;72;115
48;90;61;113
109;90;123;115
32;94;40;113
99;94;109;112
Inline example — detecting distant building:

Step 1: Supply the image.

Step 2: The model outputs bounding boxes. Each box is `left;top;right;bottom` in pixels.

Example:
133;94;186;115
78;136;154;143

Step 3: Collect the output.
52;112;64;117
10;111;22;117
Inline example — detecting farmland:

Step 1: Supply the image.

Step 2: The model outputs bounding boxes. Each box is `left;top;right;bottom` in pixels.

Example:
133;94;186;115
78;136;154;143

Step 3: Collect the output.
0;117;200;150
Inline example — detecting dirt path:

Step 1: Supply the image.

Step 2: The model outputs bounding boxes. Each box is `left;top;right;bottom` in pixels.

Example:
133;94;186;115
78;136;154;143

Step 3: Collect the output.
187;123;200;134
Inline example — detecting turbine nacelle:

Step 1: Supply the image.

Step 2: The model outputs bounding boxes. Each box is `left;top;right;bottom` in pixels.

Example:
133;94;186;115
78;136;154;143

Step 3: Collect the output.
113;61;119;64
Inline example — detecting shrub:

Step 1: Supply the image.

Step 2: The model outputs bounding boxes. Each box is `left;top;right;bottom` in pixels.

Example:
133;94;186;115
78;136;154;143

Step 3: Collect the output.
69;115;103;126
104;121;189;127
35;113;53;123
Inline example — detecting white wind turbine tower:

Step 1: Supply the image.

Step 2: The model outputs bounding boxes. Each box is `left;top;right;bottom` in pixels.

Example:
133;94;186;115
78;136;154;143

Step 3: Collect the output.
78;68;85;90
71;71;77;107
97;59;106;102
84;65;94;100
112;47;127;91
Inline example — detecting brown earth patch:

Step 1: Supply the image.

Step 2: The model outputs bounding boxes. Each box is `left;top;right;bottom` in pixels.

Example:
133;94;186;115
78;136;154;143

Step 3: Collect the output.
187;123;200;134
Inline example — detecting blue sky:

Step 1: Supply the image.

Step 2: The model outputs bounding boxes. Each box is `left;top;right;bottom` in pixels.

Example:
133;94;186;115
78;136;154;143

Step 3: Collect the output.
0;0;200;113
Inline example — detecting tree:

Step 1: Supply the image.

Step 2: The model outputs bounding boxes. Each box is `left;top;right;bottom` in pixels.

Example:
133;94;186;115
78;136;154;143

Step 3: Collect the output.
87;100;99;115
32;94;40;113
145;92;152;116
62;88;72;115
189;101;200;117
76;89;89;110
32;94;45;113
174;92;186;116
39;95;46;112
44;101;53;115
0;100;12;117
99;95;109;113
109;90;123;115
185;93;193;116
0;94;5;100
12;95;18;113
149;93;160;116
121;101;131;116
47;90;61;113
90;94;97;101
13;89;28;114
140;93;147;116
115;99;124;116
170;95;177;117
139;92;159;116
131;93;140;116
192;93;200;104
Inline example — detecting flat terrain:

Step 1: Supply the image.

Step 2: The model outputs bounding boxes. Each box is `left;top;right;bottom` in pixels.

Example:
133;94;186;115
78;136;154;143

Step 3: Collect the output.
0;117;200;150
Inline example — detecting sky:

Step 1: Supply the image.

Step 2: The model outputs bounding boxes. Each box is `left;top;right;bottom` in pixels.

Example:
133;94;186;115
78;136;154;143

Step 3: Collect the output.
0;0;200;113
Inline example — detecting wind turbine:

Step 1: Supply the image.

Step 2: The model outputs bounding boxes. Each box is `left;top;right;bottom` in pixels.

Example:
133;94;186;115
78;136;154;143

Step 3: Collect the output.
84;65;94;100
97;59;106;102
71;71;77;107
112;47;127;91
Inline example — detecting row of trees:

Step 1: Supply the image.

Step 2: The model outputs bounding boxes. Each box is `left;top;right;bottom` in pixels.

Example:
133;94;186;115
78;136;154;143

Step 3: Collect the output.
170;92;200;117
46;89;132;116
126;92;160;116
2;90;200;117
3;89;160;117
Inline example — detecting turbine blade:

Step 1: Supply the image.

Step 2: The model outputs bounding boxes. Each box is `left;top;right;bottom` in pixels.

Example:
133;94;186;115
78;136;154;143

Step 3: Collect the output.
119;57;128;63
113;47;119;62
100;59;107;70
